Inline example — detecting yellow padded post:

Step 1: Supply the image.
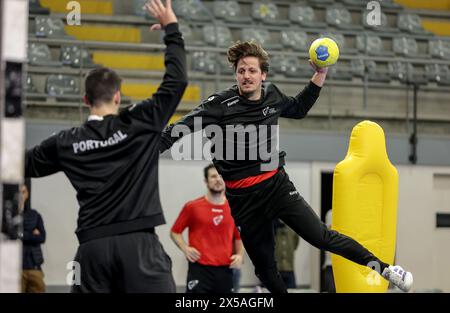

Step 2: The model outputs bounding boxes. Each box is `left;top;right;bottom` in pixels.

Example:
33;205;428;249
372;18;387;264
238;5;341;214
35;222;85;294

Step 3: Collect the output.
332;121;398;292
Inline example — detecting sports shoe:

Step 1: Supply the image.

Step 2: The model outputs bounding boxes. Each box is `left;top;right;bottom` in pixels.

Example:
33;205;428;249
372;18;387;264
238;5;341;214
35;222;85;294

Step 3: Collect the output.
382;265;413;292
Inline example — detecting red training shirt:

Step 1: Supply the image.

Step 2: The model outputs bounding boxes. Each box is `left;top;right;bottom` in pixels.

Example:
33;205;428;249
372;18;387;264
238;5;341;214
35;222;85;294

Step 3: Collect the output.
171;196;240;266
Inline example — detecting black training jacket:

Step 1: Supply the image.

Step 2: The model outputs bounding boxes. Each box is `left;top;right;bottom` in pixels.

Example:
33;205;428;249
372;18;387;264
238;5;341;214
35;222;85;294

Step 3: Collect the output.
160;81;321;181
25;23;187;244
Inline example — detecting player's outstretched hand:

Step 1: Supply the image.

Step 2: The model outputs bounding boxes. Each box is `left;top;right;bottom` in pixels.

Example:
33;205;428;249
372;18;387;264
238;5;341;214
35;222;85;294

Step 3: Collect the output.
144;0;177;31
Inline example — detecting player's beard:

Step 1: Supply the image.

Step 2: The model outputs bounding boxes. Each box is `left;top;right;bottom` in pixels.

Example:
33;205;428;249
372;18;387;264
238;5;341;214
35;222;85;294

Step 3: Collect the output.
208;185;224;195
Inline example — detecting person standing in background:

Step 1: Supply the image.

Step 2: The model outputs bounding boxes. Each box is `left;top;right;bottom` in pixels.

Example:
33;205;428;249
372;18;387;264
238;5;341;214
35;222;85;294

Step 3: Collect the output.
171;164;244;293
20;179;46;293
274;219;299;289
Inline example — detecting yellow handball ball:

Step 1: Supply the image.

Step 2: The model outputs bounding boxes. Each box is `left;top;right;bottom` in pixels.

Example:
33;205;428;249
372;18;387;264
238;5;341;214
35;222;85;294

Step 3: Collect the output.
309;37;340;68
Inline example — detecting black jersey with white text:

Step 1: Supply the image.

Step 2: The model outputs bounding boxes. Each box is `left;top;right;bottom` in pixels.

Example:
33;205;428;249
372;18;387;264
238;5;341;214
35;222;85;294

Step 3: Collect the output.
160;81;322;180
26;23;187;243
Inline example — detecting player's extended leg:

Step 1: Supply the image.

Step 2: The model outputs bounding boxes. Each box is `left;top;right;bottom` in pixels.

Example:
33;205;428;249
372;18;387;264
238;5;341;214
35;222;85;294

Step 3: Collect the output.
275;170;413;292
237;218;288;294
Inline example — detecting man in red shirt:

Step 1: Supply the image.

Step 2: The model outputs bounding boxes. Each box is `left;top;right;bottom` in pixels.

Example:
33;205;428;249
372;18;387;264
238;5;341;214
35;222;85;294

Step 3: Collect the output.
171;164;244;293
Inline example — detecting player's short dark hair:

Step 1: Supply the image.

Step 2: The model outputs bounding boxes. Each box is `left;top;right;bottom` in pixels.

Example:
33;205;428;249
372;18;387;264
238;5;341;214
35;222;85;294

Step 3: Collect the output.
85;67;122;107
227;40;270;73
203;163;217;180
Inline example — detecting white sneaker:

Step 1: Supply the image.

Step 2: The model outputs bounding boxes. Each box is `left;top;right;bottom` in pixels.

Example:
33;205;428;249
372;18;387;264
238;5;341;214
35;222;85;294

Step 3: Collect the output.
382;265;413;292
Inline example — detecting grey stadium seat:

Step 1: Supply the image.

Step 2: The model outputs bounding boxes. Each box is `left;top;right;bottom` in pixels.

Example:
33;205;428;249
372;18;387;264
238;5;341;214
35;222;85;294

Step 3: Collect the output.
289;4;327;28
241;28;282;50
25;75;38;93
25;74;47;101
307;0;335;7
251;2;290;26
213;0;252;23
35;17;71;38
29;0;50;14
218;54;234;75
351;59;365;77
356;35;394;56
351;60;391;83
393;37;429;58
271;55;312;78
280;30;309;52
365;60;391;83
326;6;363;30
328;63;353;81
61;46;96;68
46;74;80;97
397;13;430;35
133;0;154;19
429;39;450;60
173;0;212;22
388;62;428;85
191;51;217;74
425;64;450;86
28;43;62;67
202;25;233;48
179;24;204;46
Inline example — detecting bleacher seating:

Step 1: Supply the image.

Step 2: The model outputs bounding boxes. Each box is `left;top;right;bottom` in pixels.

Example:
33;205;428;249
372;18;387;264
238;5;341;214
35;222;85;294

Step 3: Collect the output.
202;25;233;48
393;37;429;58
326;6;364;30
29;0;50;15
179;23;205;46
25;75;38;94
35;16;71;38
45;74;80;97
356;35;394;56
429;39;450;60
241;28;282;50
173;0;212;22
61;46;96;68
251;2;290;26
192;51;217;74
425;64;450;86
388;61;428;85
28;43;62;67
24;0;450;131
280;30;309;52
213;0;252;24
289;4;327;28
397;13;430;35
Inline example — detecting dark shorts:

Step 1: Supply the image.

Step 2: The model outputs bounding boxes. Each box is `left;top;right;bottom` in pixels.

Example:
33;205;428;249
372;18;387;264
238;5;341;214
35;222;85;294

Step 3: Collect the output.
186;262;234;293
71;230;175;293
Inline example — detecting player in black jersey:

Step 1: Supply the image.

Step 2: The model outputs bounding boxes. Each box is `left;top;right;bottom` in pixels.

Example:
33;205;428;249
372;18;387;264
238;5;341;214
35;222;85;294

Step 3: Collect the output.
160;41;413;293
26;0;186;293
